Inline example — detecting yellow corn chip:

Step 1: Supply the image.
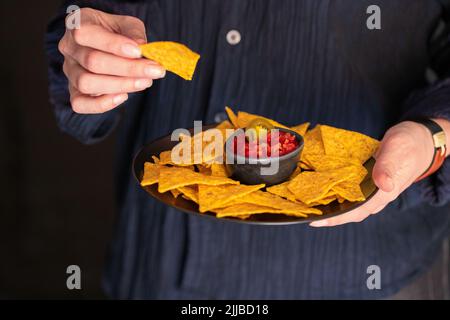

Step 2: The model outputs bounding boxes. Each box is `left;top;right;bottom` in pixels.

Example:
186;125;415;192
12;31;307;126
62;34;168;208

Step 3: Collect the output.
171;189;182;198
210;163;229;177
288;166;359;204
198;184;265;212
178;185;199;203
337;195;346;203
291;122;310;137
158;166;238;193
332;181;365;202
213;203;283;218
140;41;200;80
158;150;196;168
303;154;361;171
196;164;212;175
266;181;297;202
225;106;239;128
289;167;302;179
216;120;234;130
141;162;161;186
238;191;321;216
236;111;289;129
151;155;160;164
301;126;325;161
163;128;233;165
309;196;337;206
352;165;369;184
320;125;379;164
298;161;313;171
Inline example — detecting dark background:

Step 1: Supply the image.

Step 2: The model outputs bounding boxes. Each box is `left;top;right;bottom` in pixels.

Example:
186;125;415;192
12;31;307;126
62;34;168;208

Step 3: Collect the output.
0;1;115;298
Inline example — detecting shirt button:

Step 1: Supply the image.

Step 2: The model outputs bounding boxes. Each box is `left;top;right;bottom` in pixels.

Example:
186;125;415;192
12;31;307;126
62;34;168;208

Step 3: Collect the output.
226;30;241;45
214;112;228;123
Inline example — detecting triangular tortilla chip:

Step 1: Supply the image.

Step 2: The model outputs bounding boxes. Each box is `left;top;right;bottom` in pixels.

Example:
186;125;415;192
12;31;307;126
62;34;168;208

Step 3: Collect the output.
301;125;325;161
196;164;212;175
158;166;238;193
288;166;360;204
216;120;234;130
320;125;379;163
213;203;283;218
178;185;199;203
140;41;200;80
303;154;361;171
210;163;229;177
225;106;239;128
140;162;161;186
161;128;234;165
198;184;265;212
289;167;302;179
236;111;289;129
291;122;310;137
332;181;365;202
266;181;297;202
237;191;321;216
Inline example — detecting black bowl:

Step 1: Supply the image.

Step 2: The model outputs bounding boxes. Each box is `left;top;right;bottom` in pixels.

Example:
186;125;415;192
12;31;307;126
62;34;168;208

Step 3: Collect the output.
225;128;304;186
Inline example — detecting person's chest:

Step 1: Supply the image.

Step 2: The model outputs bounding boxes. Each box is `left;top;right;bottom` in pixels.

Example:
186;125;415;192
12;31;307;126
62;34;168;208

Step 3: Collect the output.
130;0;441;137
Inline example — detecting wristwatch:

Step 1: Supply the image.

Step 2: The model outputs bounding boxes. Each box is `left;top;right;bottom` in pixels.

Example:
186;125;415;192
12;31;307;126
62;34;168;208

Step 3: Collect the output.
412;119;447;182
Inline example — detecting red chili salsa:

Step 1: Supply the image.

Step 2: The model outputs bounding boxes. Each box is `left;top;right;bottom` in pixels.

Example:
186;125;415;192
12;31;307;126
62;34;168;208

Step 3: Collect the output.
234;131;299;158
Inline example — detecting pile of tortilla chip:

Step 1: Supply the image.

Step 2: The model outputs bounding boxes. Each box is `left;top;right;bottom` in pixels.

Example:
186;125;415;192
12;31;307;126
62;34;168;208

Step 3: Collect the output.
140;107;380;220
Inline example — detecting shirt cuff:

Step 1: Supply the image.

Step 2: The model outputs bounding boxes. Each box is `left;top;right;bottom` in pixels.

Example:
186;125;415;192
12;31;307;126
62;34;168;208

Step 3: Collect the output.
400;79;450;207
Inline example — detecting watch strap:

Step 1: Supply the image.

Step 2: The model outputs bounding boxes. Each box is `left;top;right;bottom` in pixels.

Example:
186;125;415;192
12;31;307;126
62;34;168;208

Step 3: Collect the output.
412;119;447;182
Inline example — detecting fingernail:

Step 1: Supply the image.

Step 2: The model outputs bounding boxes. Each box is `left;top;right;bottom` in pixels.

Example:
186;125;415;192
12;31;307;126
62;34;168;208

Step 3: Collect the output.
135;38;147;45
122;43;141;58
113;94;128;105
135;79;152;89
310;220;328;227
144;66;166;78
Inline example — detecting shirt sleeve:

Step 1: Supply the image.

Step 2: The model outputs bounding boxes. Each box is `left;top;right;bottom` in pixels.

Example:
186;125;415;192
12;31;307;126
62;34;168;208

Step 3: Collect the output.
393;2;450;208
399;79;450;207
45;1;129;145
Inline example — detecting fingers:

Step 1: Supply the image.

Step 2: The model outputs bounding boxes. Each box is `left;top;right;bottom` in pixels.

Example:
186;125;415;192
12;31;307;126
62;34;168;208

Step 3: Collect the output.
59;9;155;114
69;84;128;114
310;211;373;227
372;126;421;193
372;167;395;193
71;24;143;58
309;121;435;228
63;57;154;95
372;142;397;192
64;44;165;78
111;14;148;43
309;190;394;227
63;9;147;58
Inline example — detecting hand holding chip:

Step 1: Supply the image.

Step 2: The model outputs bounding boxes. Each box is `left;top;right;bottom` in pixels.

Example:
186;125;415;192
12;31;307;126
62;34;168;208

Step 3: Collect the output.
58;8;166;114
310;121;439;227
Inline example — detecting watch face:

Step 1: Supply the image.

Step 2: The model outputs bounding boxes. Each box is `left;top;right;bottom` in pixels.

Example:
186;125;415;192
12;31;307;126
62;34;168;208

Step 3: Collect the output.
433;131;447;151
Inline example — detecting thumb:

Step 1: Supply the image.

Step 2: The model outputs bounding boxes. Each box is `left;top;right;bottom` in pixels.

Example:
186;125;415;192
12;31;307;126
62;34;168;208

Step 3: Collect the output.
112;15;147;44
372;140;397;193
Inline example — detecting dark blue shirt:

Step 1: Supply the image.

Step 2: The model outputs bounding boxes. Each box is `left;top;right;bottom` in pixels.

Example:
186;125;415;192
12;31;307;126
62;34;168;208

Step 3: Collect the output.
46;0;450;299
